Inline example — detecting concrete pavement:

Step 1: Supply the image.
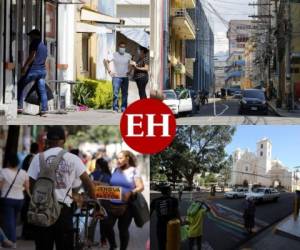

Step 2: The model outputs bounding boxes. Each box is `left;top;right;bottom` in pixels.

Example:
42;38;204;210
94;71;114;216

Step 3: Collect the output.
6;81;147;126
13;221;149;250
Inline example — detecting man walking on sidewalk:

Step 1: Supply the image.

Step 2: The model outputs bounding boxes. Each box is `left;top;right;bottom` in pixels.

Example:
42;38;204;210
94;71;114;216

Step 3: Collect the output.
27;126;96;250
104;42;132;113
17;29;48;116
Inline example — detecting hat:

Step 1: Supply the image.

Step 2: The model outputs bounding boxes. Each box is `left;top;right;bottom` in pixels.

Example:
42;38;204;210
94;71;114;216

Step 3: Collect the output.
27;29;41;37
47;126;66;140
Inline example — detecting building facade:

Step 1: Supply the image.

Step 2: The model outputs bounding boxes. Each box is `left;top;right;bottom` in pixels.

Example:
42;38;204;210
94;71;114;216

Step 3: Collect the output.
214;60;226;92
226;20;252;89
231;138;293;191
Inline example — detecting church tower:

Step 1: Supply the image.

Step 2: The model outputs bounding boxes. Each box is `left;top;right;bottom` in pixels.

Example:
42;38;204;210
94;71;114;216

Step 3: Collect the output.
231;148;242;185
256;138;272;174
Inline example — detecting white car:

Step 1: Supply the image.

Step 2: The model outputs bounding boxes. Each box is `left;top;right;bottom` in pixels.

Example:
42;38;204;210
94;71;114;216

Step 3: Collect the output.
246;188;280;203
224;188;248;199
163;89;193;115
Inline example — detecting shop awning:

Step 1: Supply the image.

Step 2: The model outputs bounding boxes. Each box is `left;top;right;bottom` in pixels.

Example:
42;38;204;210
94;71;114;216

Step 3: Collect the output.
119;28;150;49
76;22;112;34
81;8;123;25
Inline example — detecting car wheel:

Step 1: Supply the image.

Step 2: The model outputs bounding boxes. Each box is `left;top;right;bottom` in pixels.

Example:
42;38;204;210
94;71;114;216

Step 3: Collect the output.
239;108;243;115
273;197;278;202
258;198;263;203
233;195;237;199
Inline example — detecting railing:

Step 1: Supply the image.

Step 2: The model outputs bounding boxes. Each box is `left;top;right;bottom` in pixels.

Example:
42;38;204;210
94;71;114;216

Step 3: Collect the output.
172;8;196;34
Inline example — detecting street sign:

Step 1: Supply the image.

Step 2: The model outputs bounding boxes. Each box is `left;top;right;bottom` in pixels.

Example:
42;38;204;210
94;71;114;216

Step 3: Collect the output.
95;185;122;200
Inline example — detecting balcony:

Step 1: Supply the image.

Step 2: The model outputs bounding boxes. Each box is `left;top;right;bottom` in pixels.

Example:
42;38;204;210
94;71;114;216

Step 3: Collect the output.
173;0;196;9
171;9;196;40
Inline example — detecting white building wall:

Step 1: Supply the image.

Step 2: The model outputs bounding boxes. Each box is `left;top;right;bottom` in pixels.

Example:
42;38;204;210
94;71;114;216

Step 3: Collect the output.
57;5;76;107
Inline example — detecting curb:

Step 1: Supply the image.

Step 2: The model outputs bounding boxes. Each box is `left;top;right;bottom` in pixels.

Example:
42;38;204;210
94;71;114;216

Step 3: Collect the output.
233;212;294;250
267;102;284;117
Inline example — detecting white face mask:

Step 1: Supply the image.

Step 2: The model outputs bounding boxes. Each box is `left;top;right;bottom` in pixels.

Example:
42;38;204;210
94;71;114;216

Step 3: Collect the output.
137;49;141;55
119;47;126;54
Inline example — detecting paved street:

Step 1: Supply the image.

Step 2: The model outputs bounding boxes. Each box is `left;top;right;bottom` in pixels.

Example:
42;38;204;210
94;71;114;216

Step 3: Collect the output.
150;192;294;250
177;99;300;125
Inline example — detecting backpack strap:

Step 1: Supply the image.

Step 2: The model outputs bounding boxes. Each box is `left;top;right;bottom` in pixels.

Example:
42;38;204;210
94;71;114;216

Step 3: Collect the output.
50;150;67;172
39;150;67;173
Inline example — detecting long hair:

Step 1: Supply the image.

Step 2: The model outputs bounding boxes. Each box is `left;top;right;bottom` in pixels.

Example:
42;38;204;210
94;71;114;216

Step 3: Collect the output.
96;158;111;176
120;150;137;167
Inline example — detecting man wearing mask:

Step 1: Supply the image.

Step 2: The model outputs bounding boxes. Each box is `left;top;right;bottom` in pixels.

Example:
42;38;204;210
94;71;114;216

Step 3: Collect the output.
104;42;132;113
17;29;48;116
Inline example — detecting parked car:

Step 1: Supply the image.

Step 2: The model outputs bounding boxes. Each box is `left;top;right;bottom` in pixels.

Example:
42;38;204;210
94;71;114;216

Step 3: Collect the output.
246;187;280;203
163;89;193;115
224;187;248;199
239;89;268;115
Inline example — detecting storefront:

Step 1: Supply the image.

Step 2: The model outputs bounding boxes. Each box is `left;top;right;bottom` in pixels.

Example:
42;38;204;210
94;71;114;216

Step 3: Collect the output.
0;0;58;118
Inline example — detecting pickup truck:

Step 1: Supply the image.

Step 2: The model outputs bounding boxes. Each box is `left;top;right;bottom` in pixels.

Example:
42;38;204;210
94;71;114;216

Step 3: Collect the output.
246;188;280;203
224;188;248;199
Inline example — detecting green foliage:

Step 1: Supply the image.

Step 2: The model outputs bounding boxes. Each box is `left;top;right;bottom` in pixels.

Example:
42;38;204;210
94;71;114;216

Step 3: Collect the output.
73;79;114;109
151;126;236;188
65;126;121;149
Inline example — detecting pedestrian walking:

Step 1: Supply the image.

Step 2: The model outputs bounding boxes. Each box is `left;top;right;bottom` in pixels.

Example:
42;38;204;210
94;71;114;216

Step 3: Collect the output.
104;42;132;113
0;153;30;248
186;200;210;250
150;184;181;250
133;46;149;99
27;126;96;250
17;29;48;116
106;150;144;250
21;142;39;240
88;158;111;247
243;197;256;234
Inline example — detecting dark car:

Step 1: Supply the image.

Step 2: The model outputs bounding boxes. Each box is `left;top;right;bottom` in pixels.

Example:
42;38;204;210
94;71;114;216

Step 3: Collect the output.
239;89;268;115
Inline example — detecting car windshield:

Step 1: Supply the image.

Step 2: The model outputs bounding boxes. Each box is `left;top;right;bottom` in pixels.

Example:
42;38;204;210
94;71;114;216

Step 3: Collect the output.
243;90;265;100
163;91;177;100
253;188;265;193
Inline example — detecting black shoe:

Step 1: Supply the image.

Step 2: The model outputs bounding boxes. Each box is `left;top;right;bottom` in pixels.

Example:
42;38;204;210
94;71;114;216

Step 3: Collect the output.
39;111;48;117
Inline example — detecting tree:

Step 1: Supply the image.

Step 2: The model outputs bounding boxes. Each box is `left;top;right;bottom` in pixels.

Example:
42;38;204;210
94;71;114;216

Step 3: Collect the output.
151;126;236;189
218;155;233;191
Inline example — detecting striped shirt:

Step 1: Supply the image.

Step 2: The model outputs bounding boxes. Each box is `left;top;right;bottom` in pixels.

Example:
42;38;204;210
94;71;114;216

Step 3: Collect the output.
134;56;149;80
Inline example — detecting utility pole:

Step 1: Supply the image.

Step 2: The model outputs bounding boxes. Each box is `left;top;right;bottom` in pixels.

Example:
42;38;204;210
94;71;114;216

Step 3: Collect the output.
287;0;293;110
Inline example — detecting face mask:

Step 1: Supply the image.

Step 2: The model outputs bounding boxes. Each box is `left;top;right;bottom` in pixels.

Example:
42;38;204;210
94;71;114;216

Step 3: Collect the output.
119;47;126;54
137;49;141;55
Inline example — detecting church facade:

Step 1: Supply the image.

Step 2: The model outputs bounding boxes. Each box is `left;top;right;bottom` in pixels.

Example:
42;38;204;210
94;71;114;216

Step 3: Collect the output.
230;138;292;191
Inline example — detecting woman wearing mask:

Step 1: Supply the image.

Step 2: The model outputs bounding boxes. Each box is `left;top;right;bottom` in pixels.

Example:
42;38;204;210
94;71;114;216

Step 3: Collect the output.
106;151;144;250
0;154;30;248
132;46;149;99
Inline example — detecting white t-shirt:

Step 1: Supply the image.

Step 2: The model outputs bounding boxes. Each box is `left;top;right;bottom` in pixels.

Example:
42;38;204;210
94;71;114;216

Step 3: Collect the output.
0;168;28;200
107;52;131;78
28;147;86;206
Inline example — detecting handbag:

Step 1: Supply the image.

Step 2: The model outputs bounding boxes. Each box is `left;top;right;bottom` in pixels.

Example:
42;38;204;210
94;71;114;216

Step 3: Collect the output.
130;192;149;227
25;82;54;105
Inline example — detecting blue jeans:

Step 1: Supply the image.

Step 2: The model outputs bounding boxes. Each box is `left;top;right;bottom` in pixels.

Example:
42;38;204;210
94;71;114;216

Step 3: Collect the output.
2;198;24;242
17;69;48;111
112;77;129;112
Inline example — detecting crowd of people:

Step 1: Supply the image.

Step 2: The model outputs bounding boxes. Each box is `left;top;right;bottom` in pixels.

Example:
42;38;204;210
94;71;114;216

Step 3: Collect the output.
0;126;146;250
151;184;256;250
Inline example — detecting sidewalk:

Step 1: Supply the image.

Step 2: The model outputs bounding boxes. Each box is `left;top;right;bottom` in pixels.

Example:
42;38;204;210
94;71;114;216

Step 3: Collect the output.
6;81;148;125
268;100;300;118
239;215;300;250
14;221;149;250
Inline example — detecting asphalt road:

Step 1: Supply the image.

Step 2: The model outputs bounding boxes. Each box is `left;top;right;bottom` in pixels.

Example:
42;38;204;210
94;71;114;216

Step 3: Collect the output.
150;192;294;250
177;99;300;125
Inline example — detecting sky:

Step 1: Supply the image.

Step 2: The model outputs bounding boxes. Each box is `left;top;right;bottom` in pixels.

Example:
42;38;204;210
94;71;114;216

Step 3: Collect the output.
201;0;255;56
225;126;300;170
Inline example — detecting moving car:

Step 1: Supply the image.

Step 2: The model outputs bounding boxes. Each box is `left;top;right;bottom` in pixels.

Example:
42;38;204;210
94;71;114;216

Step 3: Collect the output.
224;187;248;199
246;188;280;203
163;89;193;115
239;89;268;115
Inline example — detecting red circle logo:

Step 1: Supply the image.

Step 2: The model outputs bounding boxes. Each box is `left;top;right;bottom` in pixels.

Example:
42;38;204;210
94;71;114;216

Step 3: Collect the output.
120;99;176;154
